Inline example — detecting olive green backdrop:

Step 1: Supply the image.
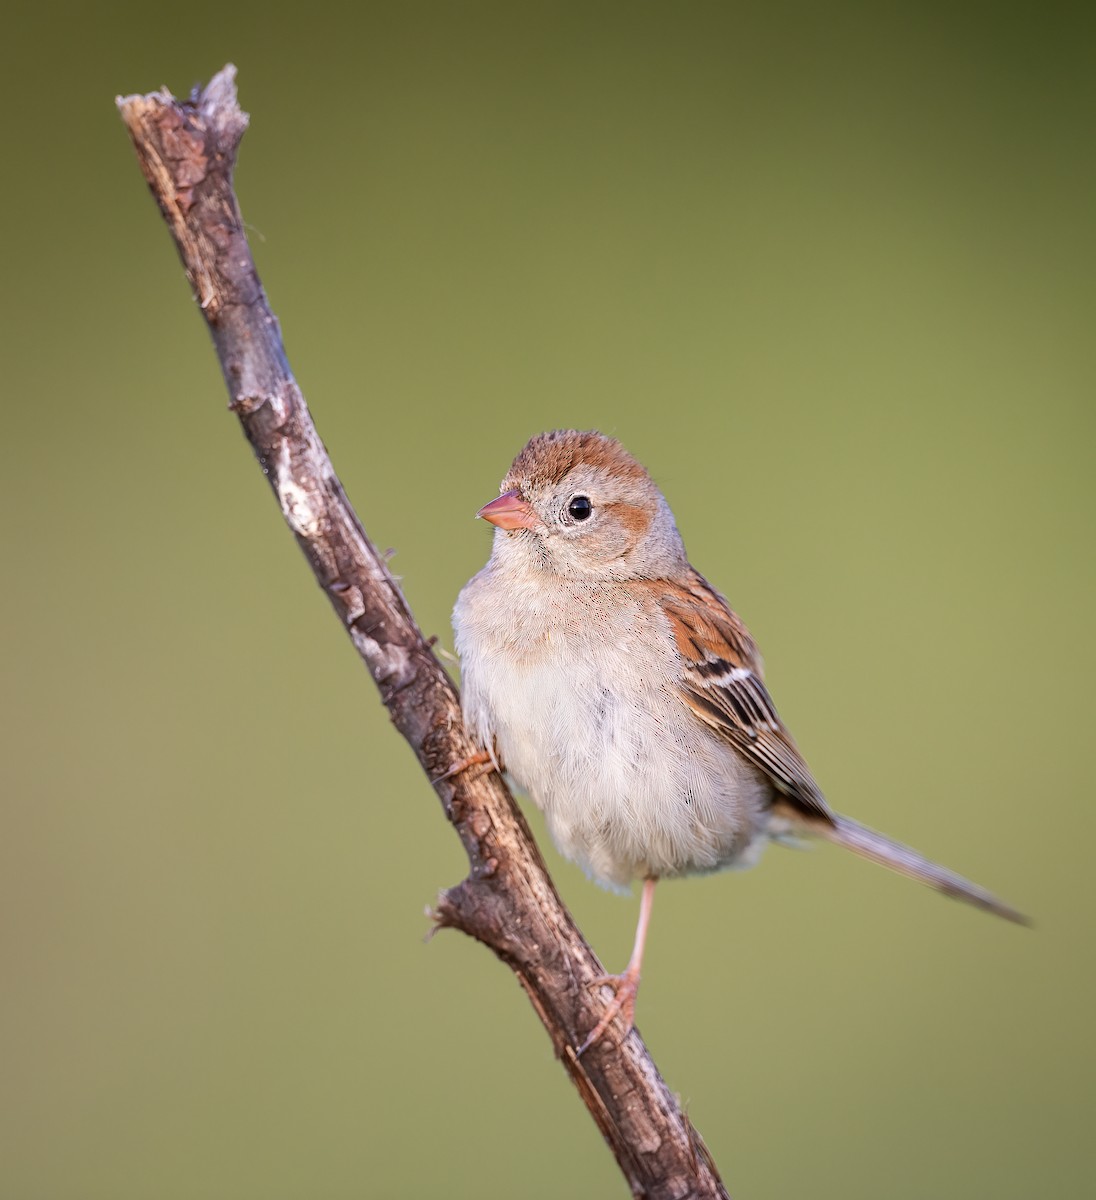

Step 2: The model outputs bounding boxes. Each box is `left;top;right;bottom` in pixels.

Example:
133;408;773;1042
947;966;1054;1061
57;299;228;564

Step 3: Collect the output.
2;3;1092;1198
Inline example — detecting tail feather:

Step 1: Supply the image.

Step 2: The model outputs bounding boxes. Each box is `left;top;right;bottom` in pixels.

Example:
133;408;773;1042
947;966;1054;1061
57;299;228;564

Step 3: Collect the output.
803;811;1029;926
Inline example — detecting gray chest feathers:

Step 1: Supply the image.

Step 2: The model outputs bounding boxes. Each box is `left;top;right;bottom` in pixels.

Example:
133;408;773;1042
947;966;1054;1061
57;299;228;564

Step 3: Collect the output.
454;572;772;888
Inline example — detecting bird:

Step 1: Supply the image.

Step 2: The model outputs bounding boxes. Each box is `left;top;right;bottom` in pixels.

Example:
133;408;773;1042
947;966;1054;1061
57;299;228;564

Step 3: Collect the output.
451;429;1026;1054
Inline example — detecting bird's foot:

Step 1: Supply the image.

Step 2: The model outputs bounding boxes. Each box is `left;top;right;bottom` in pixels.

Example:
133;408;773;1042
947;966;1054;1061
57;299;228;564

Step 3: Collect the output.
433;748;494;784
577;966;641;1056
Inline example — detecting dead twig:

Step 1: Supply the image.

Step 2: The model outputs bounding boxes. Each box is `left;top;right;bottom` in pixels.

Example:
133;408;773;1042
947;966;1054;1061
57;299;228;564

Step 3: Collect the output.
117;65;729;1200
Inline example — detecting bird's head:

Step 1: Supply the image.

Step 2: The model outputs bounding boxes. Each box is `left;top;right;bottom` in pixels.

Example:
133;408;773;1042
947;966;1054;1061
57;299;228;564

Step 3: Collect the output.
477;430;687;581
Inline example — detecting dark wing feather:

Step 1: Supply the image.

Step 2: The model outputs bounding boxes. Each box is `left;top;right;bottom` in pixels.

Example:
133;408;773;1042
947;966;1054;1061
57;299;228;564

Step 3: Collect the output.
660;571;834;824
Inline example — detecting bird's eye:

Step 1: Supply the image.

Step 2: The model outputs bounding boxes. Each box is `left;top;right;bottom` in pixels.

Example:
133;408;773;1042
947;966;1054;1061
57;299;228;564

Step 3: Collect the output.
567;495;593;522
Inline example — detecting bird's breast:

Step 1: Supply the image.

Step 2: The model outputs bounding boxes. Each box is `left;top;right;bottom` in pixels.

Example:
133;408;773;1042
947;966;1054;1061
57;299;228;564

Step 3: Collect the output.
453;570;770;887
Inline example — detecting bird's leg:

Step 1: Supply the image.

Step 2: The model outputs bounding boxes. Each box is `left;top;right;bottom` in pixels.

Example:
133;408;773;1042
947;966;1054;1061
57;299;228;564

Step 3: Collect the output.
577;877;657;1056
433;747;495;784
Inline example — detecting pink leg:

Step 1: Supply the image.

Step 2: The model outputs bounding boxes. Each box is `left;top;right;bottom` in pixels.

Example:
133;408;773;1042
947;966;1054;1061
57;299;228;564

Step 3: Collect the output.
577;877;657;1056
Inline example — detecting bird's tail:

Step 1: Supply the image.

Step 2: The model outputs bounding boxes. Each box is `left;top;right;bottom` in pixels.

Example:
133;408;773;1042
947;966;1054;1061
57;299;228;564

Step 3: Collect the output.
787;808;1029;926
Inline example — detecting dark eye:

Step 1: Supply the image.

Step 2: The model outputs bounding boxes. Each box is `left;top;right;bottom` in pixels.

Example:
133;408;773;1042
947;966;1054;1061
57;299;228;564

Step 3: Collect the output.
567;495;593;522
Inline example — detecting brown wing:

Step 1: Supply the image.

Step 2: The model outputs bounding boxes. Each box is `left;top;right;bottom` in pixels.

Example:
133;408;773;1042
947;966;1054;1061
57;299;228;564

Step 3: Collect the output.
659;570;834;824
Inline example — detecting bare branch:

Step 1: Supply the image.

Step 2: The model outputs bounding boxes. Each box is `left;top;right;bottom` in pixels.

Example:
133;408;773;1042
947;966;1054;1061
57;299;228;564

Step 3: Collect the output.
117;66;729;1200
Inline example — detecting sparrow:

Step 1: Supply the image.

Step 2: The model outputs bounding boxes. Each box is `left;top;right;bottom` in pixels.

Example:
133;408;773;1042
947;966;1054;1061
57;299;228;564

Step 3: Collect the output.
452;430;1025;1054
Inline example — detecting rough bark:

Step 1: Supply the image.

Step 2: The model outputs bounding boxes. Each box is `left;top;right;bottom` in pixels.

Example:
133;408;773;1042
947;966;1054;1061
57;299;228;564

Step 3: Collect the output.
117;66;729;1200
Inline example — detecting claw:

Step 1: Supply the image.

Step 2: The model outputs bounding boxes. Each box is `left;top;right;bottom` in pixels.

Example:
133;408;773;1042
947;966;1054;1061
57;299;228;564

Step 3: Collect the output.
433;748;494;784
576;967;641;1056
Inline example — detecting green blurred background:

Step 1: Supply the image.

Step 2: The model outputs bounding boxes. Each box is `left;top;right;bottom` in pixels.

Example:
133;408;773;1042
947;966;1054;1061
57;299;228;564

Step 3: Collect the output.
2;3;1093;1197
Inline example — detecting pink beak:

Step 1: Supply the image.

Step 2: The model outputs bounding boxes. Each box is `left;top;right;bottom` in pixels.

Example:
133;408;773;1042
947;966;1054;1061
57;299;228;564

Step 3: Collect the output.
477;489;540;531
